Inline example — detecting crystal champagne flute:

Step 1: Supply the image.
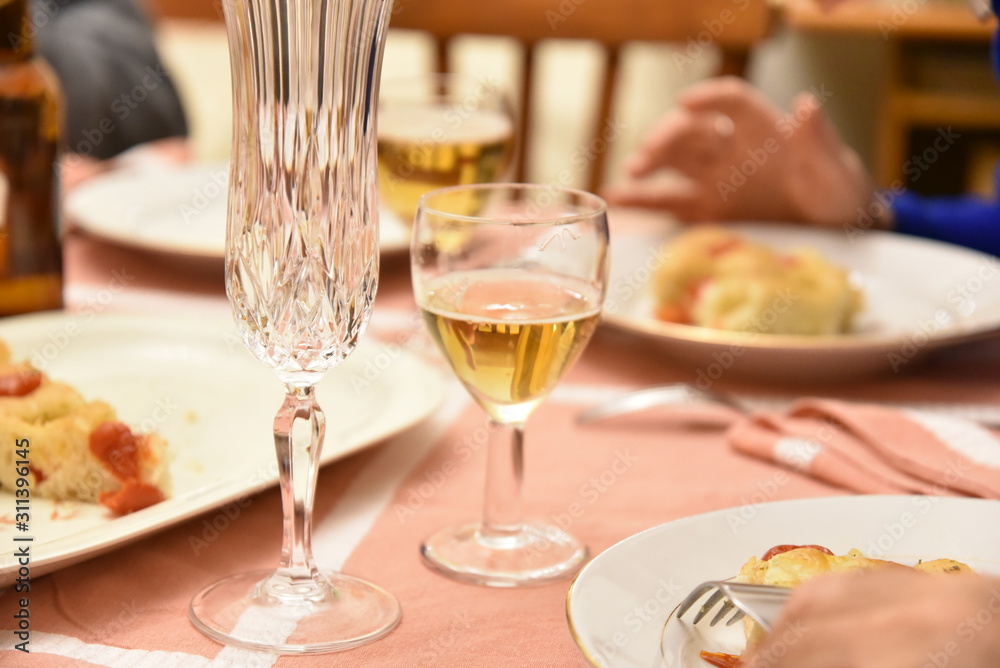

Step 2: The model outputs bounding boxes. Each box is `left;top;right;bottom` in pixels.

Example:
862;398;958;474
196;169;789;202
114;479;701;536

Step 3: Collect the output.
188;0;399;653
411;183;608;586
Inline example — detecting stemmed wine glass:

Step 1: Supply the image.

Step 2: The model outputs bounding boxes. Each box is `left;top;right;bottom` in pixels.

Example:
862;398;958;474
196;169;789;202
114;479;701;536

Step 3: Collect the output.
377;73;516;229
411;183;608;586
188;0;399;653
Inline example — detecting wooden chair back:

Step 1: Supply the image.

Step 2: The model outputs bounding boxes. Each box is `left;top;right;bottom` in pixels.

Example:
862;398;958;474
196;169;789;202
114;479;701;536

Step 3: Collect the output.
145;0;774;190
390;0;774;191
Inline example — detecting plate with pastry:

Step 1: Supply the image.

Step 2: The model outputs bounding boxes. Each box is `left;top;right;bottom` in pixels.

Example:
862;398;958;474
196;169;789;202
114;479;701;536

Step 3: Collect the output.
565;495;1000;668
602;222;1000;383
660;545;977;668
0;310;444;586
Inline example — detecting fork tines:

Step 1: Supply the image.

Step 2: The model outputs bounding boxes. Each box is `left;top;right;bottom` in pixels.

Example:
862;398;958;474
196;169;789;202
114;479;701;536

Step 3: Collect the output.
675;580;791;632
676;582;745;627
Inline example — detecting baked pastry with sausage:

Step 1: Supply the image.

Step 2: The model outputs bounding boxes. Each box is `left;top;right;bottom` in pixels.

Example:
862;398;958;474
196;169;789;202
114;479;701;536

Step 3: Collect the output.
653;227;862;335
0;340;170;515
699;545;975;668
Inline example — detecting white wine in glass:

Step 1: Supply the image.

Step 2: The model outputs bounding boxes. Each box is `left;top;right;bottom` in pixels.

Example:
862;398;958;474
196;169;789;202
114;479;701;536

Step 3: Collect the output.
412;183;608;586
422;270;601;424
377;74;515;226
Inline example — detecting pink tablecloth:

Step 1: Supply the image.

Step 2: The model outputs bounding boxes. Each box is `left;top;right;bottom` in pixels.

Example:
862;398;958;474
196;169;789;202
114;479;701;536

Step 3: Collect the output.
2;227;1000;667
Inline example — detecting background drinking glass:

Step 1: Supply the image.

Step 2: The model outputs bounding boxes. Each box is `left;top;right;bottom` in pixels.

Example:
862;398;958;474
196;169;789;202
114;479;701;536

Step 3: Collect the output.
377;73;516;227
411;183;609;587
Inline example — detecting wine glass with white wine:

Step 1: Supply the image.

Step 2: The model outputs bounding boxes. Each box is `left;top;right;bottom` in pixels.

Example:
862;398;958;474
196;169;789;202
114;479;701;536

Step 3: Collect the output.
377;73;516;228
411;183;608;586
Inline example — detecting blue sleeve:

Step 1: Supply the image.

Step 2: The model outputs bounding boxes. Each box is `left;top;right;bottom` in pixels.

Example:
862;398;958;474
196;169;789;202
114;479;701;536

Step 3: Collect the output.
890;190;1000;257
886;17;1000;258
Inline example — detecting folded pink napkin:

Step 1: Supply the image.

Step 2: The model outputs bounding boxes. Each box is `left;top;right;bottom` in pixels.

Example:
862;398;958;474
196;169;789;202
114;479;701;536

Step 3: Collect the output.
727;398;1000;499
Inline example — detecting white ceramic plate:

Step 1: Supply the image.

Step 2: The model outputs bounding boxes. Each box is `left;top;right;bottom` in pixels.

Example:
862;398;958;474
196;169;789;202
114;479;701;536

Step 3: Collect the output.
0;311;444;586
566;495;1000;668
603;223;1000;382
63;162;411;260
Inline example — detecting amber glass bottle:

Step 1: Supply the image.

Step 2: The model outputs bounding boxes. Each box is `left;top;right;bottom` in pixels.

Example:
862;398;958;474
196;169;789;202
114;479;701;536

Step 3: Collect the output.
0;0;63;316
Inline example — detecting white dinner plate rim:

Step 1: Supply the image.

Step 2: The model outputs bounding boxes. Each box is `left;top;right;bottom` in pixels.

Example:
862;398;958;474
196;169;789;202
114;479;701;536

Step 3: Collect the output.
600;222;1000;382
0;311;443;584
603;311;994;352
63;162;412;260
565;494;1000;668
604;222;1000;350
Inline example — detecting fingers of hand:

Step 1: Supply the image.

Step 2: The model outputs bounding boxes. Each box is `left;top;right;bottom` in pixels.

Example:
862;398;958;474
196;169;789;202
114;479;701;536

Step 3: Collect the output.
815;0;851;12
788;91;841;151
626;109;733;179
746;570;985;668
679;76;779;123
602;177;713;220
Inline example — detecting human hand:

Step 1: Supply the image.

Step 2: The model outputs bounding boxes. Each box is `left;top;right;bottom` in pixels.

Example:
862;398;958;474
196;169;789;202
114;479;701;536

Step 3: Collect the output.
813;0;854;10
744;569;1000;668
604;77;874;227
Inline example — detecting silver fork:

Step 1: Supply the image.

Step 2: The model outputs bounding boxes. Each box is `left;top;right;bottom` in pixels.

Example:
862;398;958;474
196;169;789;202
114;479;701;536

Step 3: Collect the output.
575;383;748;425
675;581;791;632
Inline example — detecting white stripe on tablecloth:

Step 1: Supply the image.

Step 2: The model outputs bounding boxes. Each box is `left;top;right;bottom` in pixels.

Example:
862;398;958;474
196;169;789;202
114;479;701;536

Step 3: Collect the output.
904;409;1000;469
206;605;311;668
0;631;212;667
773;437;823;471
312;380;469;569
0;382;466;667
207;380;468;667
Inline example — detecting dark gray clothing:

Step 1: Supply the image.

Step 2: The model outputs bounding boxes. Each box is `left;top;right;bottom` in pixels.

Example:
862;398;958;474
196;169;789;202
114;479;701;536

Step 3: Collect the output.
33;0;188;159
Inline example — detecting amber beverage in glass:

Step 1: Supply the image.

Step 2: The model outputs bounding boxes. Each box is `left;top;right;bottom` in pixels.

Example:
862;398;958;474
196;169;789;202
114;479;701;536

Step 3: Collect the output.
377;74;515;226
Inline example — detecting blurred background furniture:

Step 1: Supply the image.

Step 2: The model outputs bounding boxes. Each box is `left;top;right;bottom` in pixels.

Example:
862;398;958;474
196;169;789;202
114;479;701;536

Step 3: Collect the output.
132;0;1000;198
146;0;221;21
780;0;1000;196
144;0;774;191
388;0;774;191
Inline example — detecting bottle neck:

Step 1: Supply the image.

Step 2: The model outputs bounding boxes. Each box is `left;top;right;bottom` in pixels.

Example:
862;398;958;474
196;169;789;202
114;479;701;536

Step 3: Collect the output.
0;0;32;64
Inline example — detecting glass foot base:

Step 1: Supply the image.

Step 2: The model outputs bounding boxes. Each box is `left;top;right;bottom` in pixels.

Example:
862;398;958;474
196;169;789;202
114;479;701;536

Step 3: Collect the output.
420;522;588;587
189;569;401;654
